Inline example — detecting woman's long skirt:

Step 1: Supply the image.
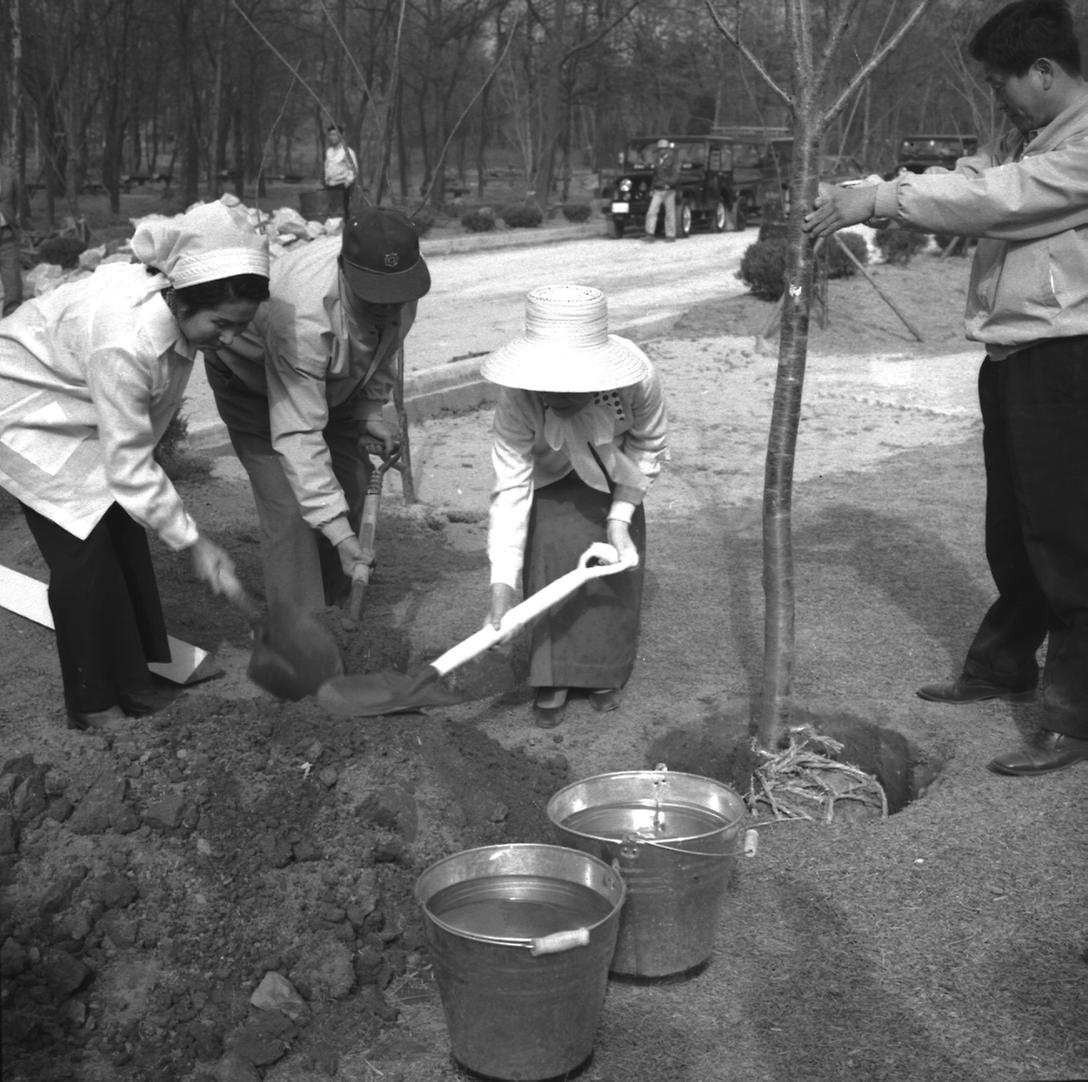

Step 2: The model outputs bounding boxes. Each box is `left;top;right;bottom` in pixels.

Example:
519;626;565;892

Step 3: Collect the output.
523;471;646;692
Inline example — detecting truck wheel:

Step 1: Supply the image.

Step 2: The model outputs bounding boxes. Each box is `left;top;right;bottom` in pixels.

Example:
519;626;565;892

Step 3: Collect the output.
712;200;728;233
679;202;693;238
610;216;626;239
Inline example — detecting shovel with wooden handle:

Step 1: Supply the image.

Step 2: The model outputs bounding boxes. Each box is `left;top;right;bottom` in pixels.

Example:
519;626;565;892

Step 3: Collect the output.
345;442;402;625
317;542;637;717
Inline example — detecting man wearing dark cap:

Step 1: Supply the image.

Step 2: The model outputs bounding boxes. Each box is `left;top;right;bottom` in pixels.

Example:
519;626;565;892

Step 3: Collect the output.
205;205;431;617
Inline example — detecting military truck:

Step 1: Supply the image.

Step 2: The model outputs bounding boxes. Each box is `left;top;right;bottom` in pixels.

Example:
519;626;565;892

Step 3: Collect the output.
607;132;774;238
894;133;979;176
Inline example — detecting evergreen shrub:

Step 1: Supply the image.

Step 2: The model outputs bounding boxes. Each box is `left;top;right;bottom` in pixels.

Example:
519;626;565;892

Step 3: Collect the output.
738;238;788;301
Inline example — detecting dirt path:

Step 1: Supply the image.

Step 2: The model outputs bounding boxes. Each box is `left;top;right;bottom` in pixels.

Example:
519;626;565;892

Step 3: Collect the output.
2;252;1086;1082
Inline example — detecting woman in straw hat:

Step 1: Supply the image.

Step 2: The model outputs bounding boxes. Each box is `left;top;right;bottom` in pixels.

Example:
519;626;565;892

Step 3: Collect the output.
0;199;270;731
482;284;669;726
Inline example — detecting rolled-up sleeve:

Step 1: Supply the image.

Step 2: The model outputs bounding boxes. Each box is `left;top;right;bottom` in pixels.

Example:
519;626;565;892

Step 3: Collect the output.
488;390;537;588
264;299;354;546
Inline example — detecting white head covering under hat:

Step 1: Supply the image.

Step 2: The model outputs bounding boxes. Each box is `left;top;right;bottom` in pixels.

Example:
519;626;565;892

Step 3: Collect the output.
130;199;269;289
481;284;651;393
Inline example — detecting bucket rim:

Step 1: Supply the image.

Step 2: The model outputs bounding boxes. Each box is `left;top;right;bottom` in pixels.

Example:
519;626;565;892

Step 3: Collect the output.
414;842;626;948
546;769;747;849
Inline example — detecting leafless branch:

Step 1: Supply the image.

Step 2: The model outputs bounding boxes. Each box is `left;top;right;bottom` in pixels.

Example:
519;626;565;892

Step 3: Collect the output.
705;0;793;109
822;0;937;127
561;2;640;67
317;0;376;109
231;0;337;126
413;9;522;213
812;0;866;93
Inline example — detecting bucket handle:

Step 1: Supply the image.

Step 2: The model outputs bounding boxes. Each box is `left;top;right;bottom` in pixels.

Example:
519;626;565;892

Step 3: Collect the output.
528;928;591;956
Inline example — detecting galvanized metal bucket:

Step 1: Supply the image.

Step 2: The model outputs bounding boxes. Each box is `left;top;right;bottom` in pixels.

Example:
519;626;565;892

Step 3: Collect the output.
415;843;626;1081
547;766;751;978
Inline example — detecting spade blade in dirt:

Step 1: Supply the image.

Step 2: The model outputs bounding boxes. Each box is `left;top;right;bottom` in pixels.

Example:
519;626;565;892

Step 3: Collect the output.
317;668;464;717
220;572;343;700
316;542;635;718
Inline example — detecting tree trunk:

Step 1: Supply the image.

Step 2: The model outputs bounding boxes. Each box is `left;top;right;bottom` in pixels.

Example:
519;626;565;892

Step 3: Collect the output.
759;121;822;749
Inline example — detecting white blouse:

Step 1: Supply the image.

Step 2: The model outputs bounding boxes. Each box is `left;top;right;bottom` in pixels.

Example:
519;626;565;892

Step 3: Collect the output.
488;368;669;587
0;263;200;549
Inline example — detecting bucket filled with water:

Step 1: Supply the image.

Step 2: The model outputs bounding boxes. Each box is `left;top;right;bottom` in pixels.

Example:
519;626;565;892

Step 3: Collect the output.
547;765;750;978
415;842;626;1081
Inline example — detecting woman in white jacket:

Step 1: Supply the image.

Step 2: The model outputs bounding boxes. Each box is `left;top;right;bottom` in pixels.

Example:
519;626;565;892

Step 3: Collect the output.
0;200;269;731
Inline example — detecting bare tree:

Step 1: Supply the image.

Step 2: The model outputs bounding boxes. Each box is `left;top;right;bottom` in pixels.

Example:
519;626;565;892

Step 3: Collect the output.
706;0;935;750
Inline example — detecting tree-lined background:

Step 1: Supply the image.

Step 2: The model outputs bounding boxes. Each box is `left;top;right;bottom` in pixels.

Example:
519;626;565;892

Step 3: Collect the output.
1;0;1022;227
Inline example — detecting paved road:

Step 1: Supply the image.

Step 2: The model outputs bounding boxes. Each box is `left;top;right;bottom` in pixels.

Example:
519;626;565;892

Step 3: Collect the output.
184;225;755;445
418;228;753;369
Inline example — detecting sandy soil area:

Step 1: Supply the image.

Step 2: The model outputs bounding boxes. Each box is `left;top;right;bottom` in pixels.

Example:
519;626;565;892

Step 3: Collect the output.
2;248;1087;1082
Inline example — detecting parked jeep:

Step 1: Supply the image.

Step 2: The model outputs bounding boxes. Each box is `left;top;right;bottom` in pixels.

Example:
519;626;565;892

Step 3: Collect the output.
893;133;979;176
607;134;757;238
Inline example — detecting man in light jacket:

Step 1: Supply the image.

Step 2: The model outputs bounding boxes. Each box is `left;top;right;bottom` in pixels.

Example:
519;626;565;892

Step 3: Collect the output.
804;0;1088;777
206;206;430;619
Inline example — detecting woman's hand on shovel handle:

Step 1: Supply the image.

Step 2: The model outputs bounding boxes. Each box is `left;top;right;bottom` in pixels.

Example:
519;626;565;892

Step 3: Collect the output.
487;583;516;634
606;519;639;568
189;535;237;596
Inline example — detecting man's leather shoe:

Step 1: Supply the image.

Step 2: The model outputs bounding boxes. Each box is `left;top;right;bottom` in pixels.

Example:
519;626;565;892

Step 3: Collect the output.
987;730;1088;776
916;676;1035;704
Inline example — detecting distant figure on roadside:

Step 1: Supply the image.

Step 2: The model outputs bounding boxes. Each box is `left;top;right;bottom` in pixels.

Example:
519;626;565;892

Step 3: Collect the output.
0;200;269;732
804;0;1088;779
481;284;669;728
205;206;430;620
0;157;22;316
644;138;681;242
323;124;359;219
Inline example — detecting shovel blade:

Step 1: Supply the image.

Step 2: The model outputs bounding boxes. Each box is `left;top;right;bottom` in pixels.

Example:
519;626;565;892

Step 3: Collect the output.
316;666;463;717
249;609;344;701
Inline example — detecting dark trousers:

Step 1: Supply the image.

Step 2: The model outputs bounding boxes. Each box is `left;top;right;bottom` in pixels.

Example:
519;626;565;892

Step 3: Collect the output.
0;225;22;317
21;502;169;714
204;354;371;615
324;183;353;219
964;343;1088;736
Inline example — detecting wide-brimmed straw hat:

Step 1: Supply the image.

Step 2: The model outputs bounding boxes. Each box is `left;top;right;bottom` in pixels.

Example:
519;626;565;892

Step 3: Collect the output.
481;284;651;393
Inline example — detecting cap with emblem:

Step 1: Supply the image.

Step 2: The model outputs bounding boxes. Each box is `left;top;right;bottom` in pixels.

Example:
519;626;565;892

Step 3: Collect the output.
339;206;431;304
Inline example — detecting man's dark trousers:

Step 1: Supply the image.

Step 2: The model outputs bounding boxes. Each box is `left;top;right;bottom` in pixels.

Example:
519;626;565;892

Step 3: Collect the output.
964;340;1088;738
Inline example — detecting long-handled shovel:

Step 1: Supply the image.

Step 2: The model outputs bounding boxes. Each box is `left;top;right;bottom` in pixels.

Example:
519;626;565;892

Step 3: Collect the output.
219;570;344;701
316;542;637;717
345;442;401;625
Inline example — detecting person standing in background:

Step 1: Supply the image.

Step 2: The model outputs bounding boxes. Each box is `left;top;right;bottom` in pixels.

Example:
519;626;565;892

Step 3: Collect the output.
323;125;359;219
0;157;23;316
644;139;681;242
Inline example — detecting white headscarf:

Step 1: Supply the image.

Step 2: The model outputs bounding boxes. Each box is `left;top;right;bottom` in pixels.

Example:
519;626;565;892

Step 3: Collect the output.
130;199;269;289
